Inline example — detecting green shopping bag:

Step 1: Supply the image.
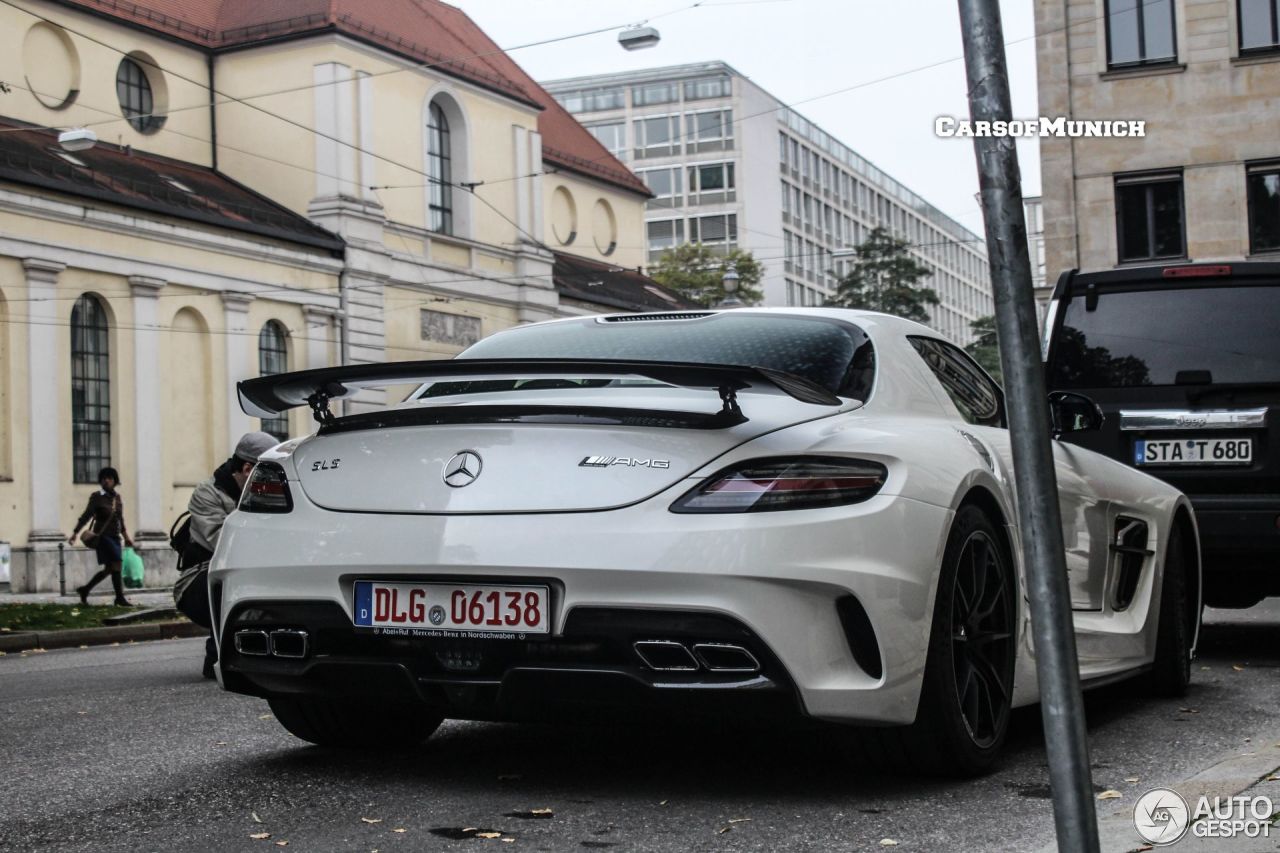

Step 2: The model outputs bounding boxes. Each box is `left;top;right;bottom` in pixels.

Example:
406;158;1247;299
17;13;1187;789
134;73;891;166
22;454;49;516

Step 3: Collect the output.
122;546;145;589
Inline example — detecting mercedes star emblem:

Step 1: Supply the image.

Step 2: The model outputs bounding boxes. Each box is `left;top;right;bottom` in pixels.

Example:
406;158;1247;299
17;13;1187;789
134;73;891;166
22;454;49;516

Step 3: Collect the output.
443;450;483;488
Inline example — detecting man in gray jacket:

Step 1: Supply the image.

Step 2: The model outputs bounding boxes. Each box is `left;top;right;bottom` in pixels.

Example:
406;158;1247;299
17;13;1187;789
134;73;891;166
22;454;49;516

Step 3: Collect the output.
176;431;279;678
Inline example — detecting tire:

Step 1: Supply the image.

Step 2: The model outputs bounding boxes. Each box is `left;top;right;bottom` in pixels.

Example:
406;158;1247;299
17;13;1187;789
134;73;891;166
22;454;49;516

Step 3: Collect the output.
858;505;1017;777
268;696;444;748
1146;525;1196;697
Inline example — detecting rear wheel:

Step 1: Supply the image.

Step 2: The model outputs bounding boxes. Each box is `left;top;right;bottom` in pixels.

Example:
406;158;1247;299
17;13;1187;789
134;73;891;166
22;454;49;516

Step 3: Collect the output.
1147;525;1197;697
858;505;1017;776
268;696;444;748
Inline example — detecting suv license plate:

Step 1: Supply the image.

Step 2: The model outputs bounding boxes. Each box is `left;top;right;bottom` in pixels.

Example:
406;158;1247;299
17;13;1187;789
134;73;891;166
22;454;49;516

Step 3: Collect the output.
353;581;550;635
1135;437;1252;466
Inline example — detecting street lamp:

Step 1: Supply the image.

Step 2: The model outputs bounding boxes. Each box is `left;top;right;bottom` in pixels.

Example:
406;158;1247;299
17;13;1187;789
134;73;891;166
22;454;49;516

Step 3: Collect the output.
57;128;97;152
618;25;661;50
717;264;743;308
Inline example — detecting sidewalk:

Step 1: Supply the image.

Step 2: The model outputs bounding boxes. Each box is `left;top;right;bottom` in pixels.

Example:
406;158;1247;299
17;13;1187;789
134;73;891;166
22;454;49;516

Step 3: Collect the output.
1039;734;1280;852
0;586;203;652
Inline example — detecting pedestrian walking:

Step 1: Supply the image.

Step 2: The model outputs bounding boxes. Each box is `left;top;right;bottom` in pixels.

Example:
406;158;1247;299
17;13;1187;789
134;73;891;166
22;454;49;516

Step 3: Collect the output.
175;431;278;678
69;466;134;606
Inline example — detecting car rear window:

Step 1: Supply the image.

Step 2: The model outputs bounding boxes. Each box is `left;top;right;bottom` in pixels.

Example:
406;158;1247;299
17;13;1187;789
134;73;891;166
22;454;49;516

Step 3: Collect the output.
456;313;876;399
1047;284;1280;388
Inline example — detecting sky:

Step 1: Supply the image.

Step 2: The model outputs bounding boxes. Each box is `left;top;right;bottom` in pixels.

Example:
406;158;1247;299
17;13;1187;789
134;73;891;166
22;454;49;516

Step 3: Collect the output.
451;0;1043;238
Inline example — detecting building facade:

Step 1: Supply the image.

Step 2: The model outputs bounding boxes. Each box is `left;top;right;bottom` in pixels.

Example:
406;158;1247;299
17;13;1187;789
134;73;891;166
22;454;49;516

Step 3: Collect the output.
1035;0;1280;277
1023;195;1050;326
544;62;994;343
0;0;672;591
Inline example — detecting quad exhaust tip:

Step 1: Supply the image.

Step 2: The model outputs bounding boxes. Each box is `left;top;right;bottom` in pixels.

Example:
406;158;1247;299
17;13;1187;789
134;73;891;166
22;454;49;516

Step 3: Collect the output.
234;628;309;659
633;640;759;673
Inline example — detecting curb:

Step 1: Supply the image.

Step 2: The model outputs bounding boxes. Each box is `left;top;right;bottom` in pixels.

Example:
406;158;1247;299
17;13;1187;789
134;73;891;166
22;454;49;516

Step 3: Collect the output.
1036;733;1280;853
0;620;205;653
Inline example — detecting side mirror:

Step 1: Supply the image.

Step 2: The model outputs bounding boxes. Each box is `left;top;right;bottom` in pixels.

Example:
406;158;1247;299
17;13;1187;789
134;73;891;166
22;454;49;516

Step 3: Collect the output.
1048;391;1104;438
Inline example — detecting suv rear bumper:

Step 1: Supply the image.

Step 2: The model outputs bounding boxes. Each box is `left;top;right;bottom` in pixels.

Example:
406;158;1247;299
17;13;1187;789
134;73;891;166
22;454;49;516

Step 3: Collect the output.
1190;495;1280;574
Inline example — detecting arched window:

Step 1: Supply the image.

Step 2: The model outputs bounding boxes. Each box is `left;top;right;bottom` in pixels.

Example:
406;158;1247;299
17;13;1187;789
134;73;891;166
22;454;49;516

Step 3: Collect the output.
116;57;161;133
258;321;289;440
427;101;453;234
71;295;110;483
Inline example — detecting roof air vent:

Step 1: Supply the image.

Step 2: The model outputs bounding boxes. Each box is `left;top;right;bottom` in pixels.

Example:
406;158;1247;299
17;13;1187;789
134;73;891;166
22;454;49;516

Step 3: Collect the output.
601;312;714;323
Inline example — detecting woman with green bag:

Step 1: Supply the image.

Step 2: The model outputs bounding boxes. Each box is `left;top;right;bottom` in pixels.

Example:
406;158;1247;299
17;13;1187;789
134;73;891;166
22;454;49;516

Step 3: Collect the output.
68;466;133;606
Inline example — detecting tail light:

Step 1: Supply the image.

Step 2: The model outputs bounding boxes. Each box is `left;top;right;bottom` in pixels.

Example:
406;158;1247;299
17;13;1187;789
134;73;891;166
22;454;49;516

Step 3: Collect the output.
240;462;294;513
670;456;887;513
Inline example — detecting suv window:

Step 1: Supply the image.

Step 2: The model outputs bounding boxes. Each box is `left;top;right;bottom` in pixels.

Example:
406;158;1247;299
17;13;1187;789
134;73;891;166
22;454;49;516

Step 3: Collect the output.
1047;284;1280;389
909;336;1004;427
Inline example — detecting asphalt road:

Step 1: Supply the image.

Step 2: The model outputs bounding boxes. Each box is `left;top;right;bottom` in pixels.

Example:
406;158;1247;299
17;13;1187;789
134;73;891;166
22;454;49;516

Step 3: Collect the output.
1;603;1277;853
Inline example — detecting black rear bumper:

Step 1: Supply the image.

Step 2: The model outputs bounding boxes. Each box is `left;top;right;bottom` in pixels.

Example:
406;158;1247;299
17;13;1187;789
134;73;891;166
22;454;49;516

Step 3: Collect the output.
219;602;803;722
1191;495;1280;579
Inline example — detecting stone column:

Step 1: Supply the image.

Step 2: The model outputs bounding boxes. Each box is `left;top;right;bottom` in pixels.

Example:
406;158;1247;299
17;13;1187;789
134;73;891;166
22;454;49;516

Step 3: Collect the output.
24;258;65;543
302;304;337;370
222;290;255;444
128;276;166;539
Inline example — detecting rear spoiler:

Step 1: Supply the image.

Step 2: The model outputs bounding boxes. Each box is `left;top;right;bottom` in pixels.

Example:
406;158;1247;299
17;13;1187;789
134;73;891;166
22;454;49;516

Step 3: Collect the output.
237;358;844;423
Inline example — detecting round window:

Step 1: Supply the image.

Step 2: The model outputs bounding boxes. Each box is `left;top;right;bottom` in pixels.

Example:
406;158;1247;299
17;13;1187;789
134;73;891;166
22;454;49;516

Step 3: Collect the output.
116;55;166;134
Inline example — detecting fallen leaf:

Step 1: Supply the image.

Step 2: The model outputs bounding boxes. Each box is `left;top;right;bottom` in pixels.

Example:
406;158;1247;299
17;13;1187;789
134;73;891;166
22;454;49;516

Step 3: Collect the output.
392;828;407;833
275;843;289;848
259;714;273;721
78;645;88;650
32;648;47;654
1179;708;1199;714
530;809;553;818
658;800;668;806
879;841;900;848
111;642;120;646
501;840;515;845
1136;846;1154;852
715;826;733;835
249;833;271;840
1263;774;1279;782
215;741;228;746
476;832;502;839
253;812;263;824
70;610;80;616
1125;777;1140;783
77;711;88;716
361;818;383;824
728;818;752;824
1200;666;1211;670
1233;665;1245;671
1097;790;1123;800
0;652;6;657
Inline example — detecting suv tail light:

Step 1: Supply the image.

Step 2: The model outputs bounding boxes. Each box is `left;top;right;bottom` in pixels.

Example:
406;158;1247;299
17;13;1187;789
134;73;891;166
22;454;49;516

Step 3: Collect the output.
241;462;293;513
671;457;887;513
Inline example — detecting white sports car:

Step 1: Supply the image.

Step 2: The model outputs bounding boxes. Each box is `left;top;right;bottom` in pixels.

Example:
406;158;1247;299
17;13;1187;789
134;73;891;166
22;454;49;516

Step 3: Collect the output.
215;308;1200;775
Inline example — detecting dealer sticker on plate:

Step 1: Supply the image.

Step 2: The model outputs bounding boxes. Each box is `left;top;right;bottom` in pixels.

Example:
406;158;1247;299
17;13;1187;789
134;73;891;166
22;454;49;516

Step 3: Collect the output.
353;581;550;638
1135;437;1253;466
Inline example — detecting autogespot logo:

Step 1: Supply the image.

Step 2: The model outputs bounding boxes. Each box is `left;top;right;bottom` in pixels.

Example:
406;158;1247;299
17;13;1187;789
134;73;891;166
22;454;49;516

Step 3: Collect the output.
1134;788;1190;846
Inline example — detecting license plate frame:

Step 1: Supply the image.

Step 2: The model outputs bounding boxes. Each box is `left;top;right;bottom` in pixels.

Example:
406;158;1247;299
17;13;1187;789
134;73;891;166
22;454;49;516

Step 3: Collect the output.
1134;437;1253;466
352;580;551;637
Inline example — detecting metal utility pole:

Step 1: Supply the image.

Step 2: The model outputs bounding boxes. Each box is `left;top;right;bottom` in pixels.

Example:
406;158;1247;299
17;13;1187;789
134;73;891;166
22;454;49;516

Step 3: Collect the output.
955;2;1100;851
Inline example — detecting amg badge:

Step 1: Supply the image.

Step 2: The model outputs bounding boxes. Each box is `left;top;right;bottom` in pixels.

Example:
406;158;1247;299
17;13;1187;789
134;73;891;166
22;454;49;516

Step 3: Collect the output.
580;456;671;469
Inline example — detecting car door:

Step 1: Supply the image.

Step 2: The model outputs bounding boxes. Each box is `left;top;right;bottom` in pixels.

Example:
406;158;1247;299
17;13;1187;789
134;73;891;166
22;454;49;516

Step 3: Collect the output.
909;337;1110;611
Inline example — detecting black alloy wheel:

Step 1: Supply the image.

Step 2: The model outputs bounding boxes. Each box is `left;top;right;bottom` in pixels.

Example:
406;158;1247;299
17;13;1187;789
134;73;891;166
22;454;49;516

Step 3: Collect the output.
950;529;1015;749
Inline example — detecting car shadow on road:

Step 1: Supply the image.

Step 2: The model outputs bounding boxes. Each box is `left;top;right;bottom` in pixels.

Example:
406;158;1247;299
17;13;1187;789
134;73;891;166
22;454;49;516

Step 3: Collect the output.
222;616;1278;804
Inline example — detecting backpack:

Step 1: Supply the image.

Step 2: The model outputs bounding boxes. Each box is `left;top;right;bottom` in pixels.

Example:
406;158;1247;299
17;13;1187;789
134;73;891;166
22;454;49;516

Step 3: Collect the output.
169;511;192;556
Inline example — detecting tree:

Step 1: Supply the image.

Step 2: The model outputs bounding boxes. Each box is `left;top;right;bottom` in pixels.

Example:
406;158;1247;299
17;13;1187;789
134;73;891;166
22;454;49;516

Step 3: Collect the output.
826;227;939;323
649;244;764;308
965;314;1003;382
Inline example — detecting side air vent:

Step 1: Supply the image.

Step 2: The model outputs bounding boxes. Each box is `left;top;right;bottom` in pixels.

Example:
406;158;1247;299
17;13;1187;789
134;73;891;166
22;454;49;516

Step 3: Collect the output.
1111;518;1153;611
836;595;883;680
601;312;714;323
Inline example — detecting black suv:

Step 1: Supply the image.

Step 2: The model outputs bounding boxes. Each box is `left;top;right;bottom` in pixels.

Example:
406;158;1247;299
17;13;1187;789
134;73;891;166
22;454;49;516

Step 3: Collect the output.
1043;261;1279;608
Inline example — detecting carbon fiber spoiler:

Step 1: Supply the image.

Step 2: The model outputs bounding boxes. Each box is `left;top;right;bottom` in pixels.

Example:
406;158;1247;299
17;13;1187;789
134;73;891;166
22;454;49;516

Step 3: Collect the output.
237;358;843;423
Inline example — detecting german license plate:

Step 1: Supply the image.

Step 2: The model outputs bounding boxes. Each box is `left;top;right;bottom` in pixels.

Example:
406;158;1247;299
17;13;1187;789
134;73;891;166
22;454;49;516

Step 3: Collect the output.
353;581;550;635
1134;437;1253;466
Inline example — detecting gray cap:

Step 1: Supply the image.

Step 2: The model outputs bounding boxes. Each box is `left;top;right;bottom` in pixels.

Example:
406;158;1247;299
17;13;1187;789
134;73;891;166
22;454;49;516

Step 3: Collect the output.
234;431;279;462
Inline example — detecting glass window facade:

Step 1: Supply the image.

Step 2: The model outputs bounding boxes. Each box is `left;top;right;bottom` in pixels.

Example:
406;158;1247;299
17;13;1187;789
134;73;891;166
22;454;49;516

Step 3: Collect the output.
427;102;453;234
1106;0;1177;67
71;295;110;483
258;321;290;440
